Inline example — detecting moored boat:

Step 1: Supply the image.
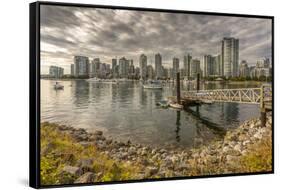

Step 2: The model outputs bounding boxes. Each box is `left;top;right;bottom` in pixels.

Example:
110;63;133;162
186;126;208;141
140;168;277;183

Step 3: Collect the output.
169;103;183;109
54;82;64;90
156;100;170;108
143;80;163;89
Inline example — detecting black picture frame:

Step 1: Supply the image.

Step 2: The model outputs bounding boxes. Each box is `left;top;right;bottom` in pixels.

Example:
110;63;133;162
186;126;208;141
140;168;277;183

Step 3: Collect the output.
30;1;274;189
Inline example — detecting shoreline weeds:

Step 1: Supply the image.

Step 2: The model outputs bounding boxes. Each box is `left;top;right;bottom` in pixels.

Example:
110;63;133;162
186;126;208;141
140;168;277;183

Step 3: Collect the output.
40;115;272;185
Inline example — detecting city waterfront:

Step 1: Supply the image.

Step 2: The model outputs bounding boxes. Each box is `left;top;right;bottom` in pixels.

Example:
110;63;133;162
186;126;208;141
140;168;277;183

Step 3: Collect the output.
41;79;262;149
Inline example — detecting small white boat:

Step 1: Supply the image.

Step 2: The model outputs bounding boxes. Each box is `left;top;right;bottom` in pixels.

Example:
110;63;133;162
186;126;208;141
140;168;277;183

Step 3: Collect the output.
143;80;163;89
169;103;183;109
156;100;170;108
54;82;64;90
86;77;101;82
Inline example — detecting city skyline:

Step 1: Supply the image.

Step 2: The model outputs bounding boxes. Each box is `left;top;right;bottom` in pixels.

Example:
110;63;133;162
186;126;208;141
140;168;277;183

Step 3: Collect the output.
41;5;272;74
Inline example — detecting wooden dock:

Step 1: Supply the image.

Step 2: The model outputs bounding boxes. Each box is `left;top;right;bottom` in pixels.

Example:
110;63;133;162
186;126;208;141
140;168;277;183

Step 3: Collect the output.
171;72;272;127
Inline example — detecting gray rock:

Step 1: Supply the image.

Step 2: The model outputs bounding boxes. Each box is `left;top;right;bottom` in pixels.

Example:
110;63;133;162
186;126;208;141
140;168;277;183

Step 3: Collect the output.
176;163;189;171
254;132;263;139
226;149;241;156
233;144;242;152
93;130;103;136
145;166;158;177
79;141;95;148
63;166;82;176
238;134;248;141
90;135;104;141
74;172;94;183
159;149;166;154
106;139;113;145
242;140;251;146
78;158;94;168
128;147;136;155
151;149;157;155
226;155;239;164
140;149;147;156
135;173;146;179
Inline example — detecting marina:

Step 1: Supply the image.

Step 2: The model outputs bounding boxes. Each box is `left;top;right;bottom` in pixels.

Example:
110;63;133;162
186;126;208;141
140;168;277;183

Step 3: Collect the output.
41;78;262;149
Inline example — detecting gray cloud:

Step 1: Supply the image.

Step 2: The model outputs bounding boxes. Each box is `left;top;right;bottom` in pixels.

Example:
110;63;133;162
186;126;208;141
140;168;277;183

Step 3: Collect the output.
40;5;272;74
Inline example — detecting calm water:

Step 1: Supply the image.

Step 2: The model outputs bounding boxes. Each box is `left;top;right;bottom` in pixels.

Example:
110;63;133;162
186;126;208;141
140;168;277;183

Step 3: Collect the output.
41;79;260;149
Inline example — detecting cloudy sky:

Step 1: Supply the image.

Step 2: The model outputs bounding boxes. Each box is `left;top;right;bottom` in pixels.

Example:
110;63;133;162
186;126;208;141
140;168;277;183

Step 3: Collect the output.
40;5;272;74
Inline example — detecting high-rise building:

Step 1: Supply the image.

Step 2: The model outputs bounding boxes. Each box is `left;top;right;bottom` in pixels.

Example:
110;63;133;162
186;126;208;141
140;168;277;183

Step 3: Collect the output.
239;60;250;77
167;68;174;79
213;54;222;76
49;66;64;78
70;64;74;76
173;57;179;78
184;54;192;78
90;58;100;78
201;55;214;77
139;54;147;80
155;53;162;79
162;67;168;79
147;65;154;79
253;58;272;78
190;59;200;78
256;58;270;68
119;57;128;78
128;60;135;78
99;63;107;78
221;37;239;77
74;56;89;77
112;58;118;78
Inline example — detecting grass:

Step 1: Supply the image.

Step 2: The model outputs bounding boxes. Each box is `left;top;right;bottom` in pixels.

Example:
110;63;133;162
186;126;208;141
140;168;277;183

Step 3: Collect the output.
239;134;272;173
40;122;272;185
40;122;141;186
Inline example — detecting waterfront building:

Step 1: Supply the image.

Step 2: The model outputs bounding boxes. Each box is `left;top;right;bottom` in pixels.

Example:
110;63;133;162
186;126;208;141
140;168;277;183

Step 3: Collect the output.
221;37;239;77
167;68;173;79
70;64;74;76
213;54;222;76
190;59;200;78
135;67;140;79
99;63;107;78
74;56;89;77
184;54;192;78
112;58;118;78
119;57;128;78
161;65;166;79
139;54;147;80
90;58;100;78
201;55;214;77
249;66;256;78
147;65;154;79
155;53;162;79
239;60;250;77
49;66;64;78
253;58;272;78
180;68;185;78
256;58;270;68
172;57;180;79
163;67;168;79
128;60;135;78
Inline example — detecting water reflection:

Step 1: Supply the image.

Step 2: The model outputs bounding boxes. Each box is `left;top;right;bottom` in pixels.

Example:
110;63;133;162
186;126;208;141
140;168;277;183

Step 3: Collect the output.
41;79;260;148
175;111;181;142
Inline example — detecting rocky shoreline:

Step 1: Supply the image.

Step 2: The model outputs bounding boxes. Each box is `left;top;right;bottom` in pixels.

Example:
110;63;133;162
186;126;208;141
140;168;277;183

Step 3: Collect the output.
41;114;272;184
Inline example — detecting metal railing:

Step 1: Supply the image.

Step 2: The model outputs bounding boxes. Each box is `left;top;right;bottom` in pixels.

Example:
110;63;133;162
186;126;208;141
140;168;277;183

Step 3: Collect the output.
182;85;272;106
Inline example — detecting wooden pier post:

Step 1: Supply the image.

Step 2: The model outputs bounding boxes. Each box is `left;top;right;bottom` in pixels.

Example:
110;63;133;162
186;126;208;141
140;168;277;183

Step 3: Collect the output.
196;73;200;92
176;72;181;104
260;85;266;127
